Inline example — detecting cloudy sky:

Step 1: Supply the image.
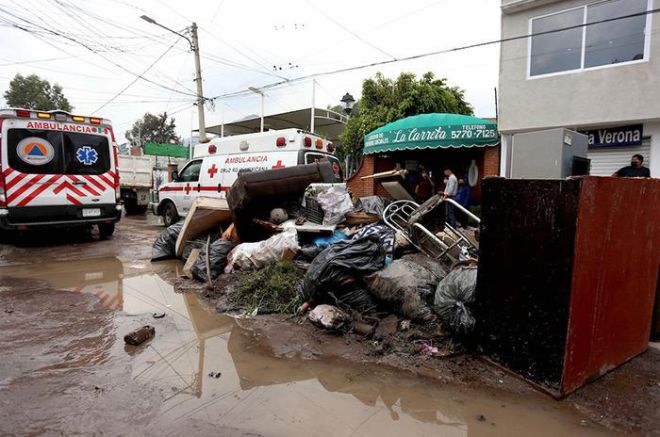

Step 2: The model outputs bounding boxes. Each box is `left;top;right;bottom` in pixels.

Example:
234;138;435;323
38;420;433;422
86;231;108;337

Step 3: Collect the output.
0;0;501;143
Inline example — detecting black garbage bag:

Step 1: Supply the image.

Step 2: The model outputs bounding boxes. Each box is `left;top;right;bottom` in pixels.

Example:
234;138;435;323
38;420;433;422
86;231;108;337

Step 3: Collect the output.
302;234;385;312
433;266;478;334
182;234;218;262
191;239;237;282
365;259;439;322
356;196;387;218
151;222;184;261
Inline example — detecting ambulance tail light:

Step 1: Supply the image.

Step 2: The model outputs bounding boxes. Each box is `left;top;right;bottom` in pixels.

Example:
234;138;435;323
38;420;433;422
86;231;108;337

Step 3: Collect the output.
276;137;286;148
208;144;217;154
327;142;335;153
315;138;323;150
303;136;312;147
15;110;30;118
90;117;102;125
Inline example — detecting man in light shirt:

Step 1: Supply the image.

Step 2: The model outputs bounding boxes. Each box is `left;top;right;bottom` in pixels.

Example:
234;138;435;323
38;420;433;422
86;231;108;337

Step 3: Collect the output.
443;167;458;227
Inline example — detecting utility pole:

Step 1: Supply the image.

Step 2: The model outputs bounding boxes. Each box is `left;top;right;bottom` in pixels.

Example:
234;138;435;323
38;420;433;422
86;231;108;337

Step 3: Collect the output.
140;16;208;144
191;23;207;143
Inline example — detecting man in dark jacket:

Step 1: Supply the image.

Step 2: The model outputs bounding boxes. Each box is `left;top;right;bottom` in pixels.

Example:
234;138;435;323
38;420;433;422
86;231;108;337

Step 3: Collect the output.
613;154;651;177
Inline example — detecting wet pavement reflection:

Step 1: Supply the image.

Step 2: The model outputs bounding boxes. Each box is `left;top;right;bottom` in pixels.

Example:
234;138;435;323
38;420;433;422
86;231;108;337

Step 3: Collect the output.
0;257;613;436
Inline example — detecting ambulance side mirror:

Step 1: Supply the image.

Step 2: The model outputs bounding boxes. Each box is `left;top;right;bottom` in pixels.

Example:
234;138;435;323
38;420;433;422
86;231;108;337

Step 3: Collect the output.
171;170;179;182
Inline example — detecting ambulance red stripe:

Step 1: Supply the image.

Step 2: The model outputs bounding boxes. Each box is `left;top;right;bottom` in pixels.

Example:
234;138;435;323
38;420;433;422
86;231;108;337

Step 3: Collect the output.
2;167;13;178
67;184;86;197
198;186;231;192
98;173;114;189
66;193;82;205
81;184;100;197
82;175;106;192
158;186;184;192
16;174;61;207
7;174;45;204
5;172;28;191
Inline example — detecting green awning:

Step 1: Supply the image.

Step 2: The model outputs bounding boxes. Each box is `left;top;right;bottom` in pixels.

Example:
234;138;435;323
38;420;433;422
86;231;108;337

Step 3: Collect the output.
363;113;499;155
143;142;189;158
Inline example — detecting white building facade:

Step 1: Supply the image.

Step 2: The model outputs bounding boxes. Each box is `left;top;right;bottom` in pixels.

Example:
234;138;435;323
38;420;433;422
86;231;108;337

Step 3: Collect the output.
498;0;659;177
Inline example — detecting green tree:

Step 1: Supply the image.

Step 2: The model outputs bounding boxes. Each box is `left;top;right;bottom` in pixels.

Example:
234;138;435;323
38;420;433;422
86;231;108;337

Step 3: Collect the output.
3;73;72;112
338;72;473;157
125;112;181;147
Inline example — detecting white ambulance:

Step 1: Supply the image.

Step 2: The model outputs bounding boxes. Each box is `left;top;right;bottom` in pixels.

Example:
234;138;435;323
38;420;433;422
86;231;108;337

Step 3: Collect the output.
156;128;341;226
0;108;121;237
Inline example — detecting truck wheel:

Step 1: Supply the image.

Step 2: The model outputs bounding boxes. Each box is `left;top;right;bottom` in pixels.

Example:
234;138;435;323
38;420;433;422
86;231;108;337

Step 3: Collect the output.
124;199;138;215
98;223;115;239
162;202;179;227
133;205;148;215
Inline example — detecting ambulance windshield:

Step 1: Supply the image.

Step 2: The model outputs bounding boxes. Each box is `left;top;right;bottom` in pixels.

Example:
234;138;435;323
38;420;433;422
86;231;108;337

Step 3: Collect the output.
7;128;110;175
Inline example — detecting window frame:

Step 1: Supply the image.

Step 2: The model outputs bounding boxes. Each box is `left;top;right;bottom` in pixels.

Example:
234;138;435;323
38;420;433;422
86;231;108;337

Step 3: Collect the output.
178;159;203;182
527;0;653;79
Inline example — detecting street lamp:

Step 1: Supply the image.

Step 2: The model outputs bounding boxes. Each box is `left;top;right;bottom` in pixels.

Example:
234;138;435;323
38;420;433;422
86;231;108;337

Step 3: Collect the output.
248;86;265;132
340;92;356;116
140;15;208;143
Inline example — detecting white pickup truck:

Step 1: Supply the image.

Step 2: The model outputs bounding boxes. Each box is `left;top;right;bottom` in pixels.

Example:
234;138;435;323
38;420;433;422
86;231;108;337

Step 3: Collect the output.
118;155;151;214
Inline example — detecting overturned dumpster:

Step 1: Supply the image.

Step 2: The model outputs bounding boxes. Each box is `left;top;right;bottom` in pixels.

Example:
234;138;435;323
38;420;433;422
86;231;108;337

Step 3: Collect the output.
474;176;660;398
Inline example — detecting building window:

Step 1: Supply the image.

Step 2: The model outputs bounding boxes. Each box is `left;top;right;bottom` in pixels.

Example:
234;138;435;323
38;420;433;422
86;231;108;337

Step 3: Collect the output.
529;0;649;77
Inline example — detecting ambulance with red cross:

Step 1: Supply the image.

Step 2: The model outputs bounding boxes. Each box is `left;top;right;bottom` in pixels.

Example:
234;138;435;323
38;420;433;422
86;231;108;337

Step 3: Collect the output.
0;108;121;237
156;128;341;226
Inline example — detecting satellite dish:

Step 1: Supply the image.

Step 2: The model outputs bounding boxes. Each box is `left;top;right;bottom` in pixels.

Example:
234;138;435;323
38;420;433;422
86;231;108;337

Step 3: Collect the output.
468;159;479;187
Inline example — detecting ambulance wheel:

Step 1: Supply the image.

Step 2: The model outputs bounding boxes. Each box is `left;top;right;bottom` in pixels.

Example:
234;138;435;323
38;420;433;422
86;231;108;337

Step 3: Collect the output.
162;202;179;227
98;223;115;239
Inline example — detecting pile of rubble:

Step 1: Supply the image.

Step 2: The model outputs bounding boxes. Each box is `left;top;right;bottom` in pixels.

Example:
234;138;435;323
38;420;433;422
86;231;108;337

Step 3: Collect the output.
152;162;481;358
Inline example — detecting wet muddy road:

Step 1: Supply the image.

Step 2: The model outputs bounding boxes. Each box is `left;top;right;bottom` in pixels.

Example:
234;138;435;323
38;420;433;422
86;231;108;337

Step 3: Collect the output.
0;215;657;436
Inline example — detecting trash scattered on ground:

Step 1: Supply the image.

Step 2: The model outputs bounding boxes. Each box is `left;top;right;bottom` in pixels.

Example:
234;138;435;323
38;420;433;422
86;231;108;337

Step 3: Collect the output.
308;304;349;330
302;234;385;313
192;239;236;281
225;228;299;273
152;312;165;319
230;260;304;315
364;259;439;323
124;325;155;346
151;222;183;261
208;371;222;379
313;230;349;249
353;223;396;258
175;197;231;258
316;185;353;225
433;266;478;334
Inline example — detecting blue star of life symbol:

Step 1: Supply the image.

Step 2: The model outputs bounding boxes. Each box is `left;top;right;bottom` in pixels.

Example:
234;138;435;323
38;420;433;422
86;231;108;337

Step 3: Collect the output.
76;146;98;165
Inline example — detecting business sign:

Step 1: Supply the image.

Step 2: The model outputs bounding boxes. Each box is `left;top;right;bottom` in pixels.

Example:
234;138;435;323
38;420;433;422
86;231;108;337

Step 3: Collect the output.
581;124;643;148
143;142;189;158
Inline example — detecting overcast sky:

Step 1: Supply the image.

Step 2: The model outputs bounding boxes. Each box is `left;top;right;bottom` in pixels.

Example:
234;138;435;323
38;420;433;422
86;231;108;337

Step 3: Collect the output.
0;0;501;144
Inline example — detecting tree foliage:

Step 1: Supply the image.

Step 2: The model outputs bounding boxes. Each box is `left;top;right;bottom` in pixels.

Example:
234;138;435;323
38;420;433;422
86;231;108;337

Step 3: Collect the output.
125;112;181;146
338;72;473;156
3;73;72;112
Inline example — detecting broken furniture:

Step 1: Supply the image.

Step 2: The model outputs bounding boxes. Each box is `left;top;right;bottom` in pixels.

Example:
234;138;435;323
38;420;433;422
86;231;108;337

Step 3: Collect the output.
474;177;660;398
175;197;232;258
227;162;336;242
383;195;480;263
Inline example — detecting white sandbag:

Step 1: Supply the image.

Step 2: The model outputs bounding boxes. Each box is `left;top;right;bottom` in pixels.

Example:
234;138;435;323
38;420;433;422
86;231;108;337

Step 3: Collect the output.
225;228;300;273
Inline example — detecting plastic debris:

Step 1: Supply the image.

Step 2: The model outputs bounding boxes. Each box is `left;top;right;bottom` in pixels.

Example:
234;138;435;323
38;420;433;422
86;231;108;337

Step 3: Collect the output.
313;230;349;249
316;186;353;225
353;224;396;257
225;228;300;272
151;222;183;261
433;266;478;334
192;239;237;282
308;305;349;330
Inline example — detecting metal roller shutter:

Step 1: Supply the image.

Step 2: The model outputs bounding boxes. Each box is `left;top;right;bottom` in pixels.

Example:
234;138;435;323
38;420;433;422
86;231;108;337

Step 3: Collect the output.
588;138;651;176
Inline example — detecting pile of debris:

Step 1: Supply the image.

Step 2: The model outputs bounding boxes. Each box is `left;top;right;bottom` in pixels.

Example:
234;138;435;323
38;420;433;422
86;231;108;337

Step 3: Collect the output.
152;162;481;358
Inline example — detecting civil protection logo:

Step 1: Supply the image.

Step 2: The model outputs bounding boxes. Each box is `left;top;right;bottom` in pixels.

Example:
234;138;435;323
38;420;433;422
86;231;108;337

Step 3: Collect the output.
16;137;55;165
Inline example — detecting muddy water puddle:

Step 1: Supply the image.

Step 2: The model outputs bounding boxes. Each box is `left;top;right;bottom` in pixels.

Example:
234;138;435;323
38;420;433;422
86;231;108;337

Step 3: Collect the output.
0;258;613;436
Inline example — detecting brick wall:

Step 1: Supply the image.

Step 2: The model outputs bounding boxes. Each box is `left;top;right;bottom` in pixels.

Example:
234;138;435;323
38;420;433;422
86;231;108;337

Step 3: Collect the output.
346;155;376;197
483;145;501;177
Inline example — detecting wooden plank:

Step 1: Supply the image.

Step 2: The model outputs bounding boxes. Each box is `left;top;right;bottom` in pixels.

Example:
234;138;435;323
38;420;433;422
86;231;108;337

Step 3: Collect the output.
175;197;232;257
181;248;201;279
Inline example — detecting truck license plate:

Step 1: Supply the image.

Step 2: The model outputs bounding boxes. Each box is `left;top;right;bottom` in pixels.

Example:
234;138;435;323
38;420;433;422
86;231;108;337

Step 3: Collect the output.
82;208;101;218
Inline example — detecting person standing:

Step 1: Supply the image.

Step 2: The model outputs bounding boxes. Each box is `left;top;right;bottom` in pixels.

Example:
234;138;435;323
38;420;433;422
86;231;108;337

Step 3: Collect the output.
414;170;434;202
443;167;458;227
455;177;471;227
612;154;651;177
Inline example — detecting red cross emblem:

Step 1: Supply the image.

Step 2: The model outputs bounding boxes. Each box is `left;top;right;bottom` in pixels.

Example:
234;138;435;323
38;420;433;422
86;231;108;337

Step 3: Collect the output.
272;160;285;169
208;164;218;178
184;183;191;195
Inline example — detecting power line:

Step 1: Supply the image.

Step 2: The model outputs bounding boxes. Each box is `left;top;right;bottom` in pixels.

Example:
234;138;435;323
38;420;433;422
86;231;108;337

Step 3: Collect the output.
92;37;183;114
307;0;397;61
209;7;660;100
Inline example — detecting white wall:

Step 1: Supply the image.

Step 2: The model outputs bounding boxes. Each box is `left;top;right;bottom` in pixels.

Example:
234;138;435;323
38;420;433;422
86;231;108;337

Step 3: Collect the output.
499;0;660;133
